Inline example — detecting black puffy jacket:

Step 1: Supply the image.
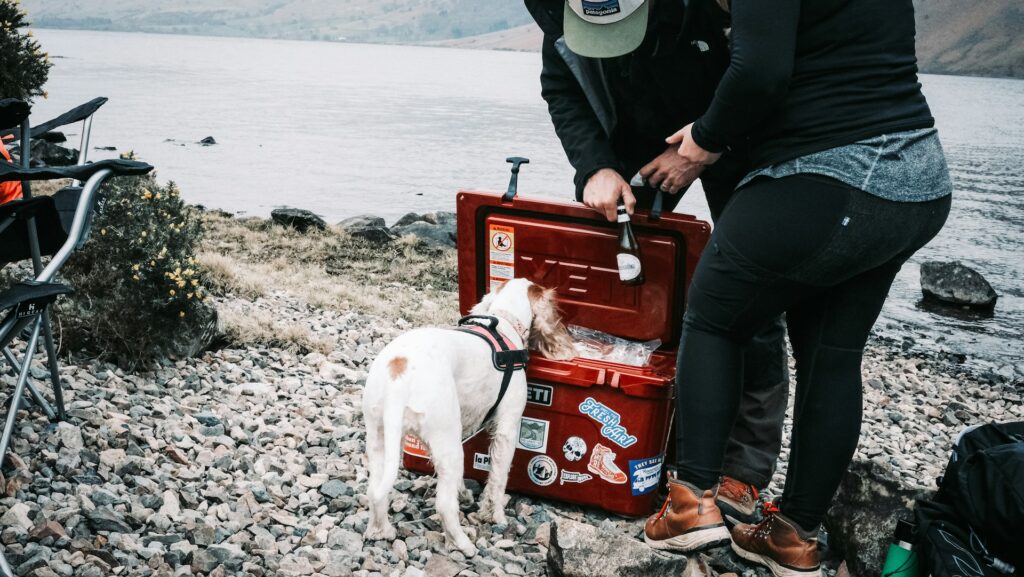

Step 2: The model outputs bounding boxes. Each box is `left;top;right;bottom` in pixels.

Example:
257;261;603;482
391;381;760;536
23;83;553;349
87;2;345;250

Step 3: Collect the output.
525;0;745;200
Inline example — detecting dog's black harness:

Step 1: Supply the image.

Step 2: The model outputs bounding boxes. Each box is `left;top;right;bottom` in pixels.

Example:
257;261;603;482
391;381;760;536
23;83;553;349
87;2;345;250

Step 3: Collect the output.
455;315;529;426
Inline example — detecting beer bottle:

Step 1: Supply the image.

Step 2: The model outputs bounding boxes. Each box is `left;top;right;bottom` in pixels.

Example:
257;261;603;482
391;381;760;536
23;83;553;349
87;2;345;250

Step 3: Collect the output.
617;206;644;286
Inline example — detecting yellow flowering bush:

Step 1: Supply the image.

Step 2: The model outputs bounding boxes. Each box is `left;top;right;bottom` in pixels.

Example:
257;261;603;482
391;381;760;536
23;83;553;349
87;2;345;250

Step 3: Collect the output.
0;0;51;101
55;165;216;367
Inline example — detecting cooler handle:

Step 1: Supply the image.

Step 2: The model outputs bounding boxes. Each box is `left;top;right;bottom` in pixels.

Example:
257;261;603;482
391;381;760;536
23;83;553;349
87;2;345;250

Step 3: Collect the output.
504;157;529;202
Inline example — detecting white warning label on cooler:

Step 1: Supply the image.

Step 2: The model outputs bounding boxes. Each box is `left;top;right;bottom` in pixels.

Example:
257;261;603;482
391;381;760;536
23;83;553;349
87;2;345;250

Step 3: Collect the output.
489;225;515;290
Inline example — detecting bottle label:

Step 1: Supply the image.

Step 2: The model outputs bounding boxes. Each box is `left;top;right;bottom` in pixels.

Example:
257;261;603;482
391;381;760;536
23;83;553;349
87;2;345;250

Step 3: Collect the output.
617;253;642;281
617;211;630;223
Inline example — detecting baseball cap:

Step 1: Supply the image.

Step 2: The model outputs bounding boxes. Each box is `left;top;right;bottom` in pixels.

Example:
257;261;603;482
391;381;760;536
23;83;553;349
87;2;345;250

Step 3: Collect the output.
563;0;650;58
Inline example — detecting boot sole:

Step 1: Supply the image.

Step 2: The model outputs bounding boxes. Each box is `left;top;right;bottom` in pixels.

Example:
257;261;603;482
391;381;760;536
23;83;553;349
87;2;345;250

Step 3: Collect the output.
731;540;821;577
644;524;731;553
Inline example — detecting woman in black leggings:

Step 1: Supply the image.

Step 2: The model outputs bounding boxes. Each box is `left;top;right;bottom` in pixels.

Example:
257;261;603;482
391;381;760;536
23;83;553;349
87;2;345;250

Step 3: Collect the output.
642;0;952;575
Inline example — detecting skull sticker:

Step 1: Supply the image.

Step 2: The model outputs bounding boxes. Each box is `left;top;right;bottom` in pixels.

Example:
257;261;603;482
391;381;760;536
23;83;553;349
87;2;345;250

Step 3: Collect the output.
563;436;587;462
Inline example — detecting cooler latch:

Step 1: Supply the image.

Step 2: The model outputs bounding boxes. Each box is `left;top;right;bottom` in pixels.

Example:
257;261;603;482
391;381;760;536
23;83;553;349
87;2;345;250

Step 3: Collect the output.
503;156;529;202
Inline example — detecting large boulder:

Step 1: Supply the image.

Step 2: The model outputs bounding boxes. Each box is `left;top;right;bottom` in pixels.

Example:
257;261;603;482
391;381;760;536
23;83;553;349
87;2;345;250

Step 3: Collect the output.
547;518;689;577
347;226;397;244
7;140;79;166
423;211;456;227
920;261;997;309
825;460;927;577
271;208;327;232
392;220;456;249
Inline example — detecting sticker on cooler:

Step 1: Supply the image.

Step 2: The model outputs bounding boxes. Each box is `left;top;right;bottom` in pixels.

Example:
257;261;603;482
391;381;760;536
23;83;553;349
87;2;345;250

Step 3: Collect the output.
403;434;430;458
629;455;664;496
473;453;491;472
517;417;549;453
562;436;587;462
527;455;558;487
560;471;593;485
579;397;638;448
488;224;515;291
587;443;627;484
617;253;642;282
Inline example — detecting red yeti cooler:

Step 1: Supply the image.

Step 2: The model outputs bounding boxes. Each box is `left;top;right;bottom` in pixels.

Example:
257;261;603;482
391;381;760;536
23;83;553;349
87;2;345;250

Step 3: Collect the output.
402;190;710;517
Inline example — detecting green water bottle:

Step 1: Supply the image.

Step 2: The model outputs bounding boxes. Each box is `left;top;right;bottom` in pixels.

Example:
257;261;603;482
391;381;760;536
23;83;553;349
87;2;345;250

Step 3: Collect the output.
882;520;919;577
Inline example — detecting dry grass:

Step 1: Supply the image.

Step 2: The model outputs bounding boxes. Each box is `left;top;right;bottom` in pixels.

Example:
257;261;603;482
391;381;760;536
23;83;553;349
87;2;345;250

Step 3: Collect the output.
216;305;335;355
197;211;460;347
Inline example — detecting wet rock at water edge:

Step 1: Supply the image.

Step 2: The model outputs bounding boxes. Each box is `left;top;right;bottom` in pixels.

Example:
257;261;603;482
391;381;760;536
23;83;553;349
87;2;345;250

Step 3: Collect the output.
920;261;997;309
547;518;689;577
272;208;327;232
199;136;217;146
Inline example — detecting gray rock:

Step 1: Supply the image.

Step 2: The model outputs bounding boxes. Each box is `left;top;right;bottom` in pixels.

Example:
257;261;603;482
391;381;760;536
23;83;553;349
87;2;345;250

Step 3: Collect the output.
339;215;386;230
393;212;426;228
391;221;455;249
320;479;351;499
192;543;246;572
199;136;217;146
920;261;998;309
423;211;456;227
348;226;397;244
0;503;33;530
272;208;327;233
86;508;133;533
547;518;688;577
825;460;926;577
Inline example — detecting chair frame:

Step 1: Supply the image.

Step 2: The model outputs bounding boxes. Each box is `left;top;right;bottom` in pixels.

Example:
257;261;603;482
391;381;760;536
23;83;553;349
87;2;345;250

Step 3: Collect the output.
0;104;123;577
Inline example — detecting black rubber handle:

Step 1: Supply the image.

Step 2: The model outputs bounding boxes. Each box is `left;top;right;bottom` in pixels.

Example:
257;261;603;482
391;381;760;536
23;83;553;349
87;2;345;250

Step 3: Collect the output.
504;157;530;201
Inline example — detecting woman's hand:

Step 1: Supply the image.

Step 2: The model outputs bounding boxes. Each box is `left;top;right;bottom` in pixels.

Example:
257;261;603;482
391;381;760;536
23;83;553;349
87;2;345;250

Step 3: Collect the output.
666;123;723;171
583;168;636;222
639;143;705;194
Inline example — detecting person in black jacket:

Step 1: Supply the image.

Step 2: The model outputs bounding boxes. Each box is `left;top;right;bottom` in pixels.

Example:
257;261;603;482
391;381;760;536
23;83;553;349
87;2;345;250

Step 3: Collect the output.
525;0;789;524
644;0;952;573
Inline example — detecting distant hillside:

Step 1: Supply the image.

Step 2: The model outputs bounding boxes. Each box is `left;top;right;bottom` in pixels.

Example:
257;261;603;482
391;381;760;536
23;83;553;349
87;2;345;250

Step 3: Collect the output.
21;0;533;44
22;0;1023;79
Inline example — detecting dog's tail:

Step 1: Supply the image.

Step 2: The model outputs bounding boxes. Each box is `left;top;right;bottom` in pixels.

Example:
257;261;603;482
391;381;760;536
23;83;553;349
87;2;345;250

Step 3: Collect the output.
368;395;405;505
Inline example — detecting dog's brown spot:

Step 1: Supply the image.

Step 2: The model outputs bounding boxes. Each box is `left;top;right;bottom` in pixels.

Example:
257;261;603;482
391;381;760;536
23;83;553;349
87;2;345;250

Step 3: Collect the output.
493;280;509;293
528;283;545;303
388;356;408;380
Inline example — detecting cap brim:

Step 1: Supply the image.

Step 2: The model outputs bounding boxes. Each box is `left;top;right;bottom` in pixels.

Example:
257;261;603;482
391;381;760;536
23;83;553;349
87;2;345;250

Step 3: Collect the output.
563;1;649;59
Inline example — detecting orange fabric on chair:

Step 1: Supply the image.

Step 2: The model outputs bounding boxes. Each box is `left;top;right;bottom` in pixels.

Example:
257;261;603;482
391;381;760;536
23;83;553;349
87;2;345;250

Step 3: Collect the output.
0;137;23;204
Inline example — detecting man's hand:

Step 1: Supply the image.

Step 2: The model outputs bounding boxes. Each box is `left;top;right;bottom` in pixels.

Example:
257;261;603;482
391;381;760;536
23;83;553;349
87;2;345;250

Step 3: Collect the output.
583;168;636;221
667;123;723;168
639;143;706;194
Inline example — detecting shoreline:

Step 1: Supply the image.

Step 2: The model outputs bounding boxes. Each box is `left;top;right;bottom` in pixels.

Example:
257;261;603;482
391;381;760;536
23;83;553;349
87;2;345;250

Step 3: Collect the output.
0;207;1019;575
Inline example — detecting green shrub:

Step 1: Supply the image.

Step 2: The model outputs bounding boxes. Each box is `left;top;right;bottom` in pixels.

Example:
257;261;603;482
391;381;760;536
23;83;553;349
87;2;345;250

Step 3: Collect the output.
0;0;51;101
55;166;216;368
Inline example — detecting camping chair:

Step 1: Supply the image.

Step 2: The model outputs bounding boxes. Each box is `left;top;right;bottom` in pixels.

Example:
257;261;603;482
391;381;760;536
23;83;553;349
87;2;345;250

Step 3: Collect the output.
0;97;152;576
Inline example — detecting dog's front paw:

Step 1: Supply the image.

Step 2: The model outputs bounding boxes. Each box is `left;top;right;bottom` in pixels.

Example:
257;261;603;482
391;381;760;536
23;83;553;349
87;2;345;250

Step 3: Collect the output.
477;497;508;526
451;534;478;558
364;522;397;542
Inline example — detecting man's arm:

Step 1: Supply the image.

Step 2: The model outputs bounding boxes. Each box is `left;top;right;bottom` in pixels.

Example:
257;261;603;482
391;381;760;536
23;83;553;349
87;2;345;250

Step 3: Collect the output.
538;33;621;200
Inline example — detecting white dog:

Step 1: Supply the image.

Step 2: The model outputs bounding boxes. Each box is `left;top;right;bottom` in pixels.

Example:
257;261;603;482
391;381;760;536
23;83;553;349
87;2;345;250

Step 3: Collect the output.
361;278;573;556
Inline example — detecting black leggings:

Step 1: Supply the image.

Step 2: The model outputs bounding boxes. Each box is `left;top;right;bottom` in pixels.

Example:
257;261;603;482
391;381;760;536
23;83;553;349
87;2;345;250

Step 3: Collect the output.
675;174;950;530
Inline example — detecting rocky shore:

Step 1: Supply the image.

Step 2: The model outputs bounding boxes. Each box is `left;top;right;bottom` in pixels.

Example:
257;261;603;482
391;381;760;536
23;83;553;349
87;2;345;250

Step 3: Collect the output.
0;209;1020;577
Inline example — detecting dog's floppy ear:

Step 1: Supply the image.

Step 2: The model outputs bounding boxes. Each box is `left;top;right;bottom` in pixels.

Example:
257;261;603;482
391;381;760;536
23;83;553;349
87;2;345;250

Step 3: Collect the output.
527;283;575;361
470;281;505;315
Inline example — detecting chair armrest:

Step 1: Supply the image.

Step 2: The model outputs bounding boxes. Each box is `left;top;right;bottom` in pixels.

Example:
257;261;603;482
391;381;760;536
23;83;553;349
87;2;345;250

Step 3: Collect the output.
0;158;153;183
0;99;30;133
0;97;108;141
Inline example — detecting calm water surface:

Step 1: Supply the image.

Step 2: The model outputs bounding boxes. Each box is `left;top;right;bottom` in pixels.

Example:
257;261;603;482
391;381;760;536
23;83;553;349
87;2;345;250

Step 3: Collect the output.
30;30;1024;375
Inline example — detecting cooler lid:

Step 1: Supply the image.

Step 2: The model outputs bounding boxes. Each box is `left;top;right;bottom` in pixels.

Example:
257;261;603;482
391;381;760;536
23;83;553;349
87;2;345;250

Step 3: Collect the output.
456;191;710;348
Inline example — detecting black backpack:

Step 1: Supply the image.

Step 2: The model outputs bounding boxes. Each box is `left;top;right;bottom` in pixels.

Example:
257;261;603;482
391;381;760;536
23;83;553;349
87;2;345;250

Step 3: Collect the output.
916;422;1024;577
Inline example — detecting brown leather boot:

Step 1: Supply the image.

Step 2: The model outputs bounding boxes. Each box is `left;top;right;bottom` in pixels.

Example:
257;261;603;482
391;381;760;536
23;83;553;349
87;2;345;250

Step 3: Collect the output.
731;503;821;577
644;477;730;553
717;476;761;525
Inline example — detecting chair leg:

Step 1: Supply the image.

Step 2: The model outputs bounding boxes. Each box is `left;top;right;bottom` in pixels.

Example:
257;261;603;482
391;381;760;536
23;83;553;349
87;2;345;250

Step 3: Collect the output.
0;320;42;574
0;346;57;422
40;314;66;421
0;316;41;469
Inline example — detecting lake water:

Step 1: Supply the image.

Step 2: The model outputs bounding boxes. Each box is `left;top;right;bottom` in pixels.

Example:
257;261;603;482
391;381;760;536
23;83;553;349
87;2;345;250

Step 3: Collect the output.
29;29;1024;377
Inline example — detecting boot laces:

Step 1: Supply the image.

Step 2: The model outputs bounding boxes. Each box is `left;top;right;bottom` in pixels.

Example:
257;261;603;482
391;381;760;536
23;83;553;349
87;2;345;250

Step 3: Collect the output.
655;495;671;521
752;501;780;540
